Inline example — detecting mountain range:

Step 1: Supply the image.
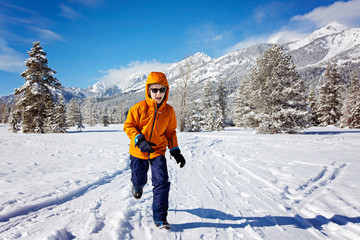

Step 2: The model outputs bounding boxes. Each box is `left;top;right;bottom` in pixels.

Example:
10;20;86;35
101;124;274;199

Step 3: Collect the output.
1;22;359;105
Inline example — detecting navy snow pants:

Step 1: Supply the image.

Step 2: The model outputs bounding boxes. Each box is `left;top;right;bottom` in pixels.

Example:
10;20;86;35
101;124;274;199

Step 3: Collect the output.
130;155;170;221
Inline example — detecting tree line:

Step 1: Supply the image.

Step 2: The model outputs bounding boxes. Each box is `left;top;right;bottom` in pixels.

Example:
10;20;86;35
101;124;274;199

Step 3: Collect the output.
4;42;360;134
172;45;360;133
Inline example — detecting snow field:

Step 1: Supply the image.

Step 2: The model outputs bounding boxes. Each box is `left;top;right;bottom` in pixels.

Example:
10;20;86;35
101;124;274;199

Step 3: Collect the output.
1;124;360;239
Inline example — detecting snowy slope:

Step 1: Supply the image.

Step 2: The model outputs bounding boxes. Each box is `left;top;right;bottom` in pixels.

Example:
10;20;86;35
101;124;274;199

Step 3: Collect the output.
1;124;360;239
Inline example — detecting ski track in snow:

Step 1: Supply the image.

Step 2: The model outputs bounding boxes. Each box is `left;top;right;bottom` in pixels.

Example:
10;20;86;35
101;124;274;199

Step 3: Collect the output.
1;125;360;239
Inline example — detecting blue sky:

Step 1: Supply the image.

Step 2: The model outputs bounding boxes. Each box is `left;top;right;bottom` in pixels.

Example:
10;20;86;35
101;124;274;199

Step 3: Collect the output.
1;0;360;96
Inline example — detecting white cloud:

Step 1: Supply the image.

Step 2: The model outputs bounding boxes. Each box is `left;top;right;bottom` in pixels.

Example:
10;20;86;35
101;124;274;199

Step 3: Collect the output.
31;27;65;41
188;23;222;43
226;30;308;53
0;38;25;72
226;36;268;53
59;3;82;20
213;34;223;41
67;0;104;7
267;31;308;44
99;60;171;83
292;0;360;27
187;23;231;57
227;0;360;53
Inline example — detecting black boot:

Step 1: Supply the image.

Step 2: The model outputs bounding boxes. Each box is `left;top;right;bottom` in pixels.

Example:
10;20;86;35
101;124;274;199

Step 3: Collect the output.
132;185;143;199
154;219;171;230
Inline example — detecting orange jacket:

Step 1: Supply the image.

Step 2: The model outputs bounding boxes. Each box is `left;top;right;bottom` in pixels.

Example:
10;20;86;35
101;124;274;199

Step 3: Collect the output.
123;72;179;159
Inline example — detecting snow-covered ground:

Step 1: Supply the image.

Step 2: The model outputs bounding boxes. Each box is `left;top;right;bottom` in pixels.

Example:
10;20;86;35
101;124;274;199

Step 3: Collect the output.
1;124;360;240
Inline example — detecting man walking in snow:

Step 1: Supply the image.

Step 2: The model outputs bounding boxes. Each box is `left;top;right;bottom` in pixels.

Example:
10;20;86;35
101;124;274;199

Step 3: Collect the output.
123;72;186;229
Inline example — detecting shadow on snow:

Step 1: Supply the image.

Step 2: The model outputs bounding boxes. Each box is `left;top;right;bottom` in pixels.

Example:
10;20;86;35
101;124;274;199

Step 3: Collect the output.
169;208;360;232
304;130;360;135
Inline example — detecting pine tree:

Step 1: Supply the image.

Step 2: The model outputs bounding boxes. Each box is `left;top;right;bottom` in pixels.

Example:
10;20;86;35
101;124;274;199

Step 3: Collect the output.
233;75;258;128
83;98;95;126
216;79;227;124
111;107;117;124
201;81;213;131
101;107;110;126
318;63;343;126
8;109;21;133
0;102;8;123
209;101;225;131
118;101;127;124
341;71;360;128
67;98;82;128
233;45;308;134
77;113;85;131
201;81;225;131
307;89;320;126
185;100;204;132
14;42;61;133
350;102;360;128
52;96;67;133
44;94;56;133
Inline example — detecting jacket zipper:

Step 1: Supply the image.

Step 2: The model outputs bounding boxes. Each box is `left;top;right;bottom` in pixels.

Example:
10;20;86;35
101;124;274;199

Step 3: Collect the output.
148;103;158;159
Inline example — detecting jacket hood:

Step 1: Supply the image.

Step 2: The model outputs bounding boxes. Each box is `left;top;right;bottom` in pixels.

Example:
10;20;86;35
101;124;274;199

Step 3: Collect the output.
145;72;169;109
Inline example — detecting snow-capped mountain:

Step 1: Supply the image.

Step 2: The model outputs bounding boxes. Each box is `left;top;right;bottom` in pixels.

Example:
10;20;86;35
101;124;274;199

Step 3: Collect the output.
286;22;360;69
80;22;359;100
287;22;350;52
79;74;148;98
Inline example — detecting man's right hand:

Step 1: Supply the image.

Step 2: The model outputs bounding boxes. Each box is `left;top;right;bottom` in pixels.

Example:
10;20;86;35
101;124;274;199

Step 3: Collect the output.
135;134;156;153
139;140;156;153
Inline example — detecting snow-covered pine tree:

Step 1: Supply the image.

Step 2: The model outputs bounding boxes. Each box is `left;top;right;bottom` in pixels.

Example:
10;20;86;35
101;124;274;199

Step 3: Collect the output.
8;109;21;133
117;101;127;124
52;95;67;133
210;101;225;131
109;107;116;124
201;81;214;131
318;63;343;126
341;71;360;128
67;98;82;128
43;94;56;133
14;42;61;133
83;98;95;126
77;114;85;131
307;88;320;126
233;74;258;128
202;81;212;108
0;102;9;123
216;79;227;125
92;104;100;125
201;81;224;131
234;45;308;134
350;102;360;128
101;107;110;126
185;100;204;132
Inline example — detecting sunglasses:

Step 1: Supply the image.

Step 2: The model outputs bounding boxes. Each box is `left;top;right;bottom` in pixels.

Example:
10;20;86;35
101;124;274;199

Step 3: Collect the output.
150;88;166;93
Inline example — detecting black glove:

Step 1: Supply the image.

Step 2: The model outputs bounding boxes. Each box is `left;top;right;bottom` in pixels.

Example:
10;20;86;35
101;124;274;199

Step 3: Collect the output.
170;148;186;168
135;134;156;153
